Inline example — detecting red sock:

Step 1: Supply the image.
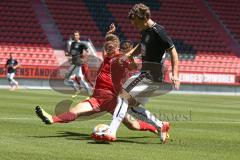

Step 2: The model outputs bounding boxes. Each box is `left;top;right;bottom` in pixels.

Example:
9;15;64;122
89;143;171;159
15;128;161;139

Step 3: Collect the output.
52;112;77;123
137;120;157;133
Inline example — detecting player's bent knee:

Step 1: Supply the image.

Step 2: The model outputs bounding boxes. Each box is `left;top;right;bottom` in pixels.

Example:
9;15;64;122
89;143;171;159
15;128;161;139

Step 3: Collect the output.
119;89;132;101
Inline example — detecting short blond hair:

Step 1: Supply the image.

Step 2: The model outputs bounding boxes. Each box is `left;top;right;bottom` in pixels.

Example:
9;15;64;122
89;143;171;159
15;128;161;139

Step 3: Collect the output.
105;34;120;46
104;34;120;53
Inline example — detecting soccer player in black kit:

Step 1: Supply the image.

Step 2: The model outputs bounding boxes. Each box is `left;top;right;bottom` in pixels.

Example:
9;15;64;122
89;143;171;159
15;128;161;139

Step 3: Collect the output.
5;53;19;90
65;31;93;96
101;3;180;143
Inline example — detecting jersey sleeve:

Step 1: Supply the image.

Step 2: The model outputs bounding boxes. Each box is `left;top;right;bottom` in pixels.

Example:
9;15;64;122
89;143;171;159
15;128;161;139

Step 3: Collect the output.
154;26;174;51
14;59;18;65
82;43;88;50
69;42;74;52
6;59;10;66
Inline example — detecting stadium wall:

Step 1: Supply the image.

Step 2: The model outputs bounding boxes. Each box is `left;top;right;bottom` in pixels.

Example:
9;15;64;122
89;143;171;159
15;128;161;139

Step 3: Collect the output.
0;78;240;96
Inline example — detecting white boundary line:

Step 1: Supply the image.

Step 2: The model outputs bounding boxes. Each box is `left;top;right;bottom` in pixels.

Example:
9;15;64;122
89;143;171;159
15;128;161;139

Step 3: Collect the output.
0;86;239;95
1;117;240;124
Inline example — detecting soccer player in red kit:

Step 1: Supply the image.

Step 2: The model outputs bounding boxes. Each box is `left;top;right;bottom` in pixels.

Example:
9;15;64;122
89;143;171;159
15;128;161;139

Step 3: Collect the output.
35;33;159;141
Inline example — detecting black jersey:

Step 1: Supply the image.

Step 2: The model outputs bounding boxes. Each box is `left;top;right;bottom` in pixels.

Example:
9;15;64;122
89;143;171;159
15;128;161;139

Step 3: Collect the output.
70;41;88;66
6;58;18;73
141;23;174;63
140;23;174;82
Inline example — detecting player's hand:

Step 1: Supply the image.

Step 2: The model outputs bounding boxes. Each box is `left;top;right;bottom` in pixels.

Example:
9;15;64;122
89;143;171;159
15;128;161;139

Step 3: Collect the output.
65;52;70;56
171;76;180;90
107;23;116;34
13;66;19;69
118;55;129;64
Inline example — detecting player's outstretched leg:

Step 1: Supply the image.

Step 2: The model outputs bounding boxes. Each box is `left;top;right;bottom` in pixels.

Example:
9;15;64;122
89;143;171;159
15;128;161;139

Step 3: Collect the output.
128;106;171;143
122;113;158;134
35;106;53;124
35;101;93;124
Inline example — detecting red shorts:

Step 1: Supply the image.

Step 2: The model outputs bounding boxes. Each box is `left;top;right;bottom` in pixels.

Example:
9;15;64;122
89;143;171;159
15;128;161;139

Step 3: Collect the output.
84;89;117;114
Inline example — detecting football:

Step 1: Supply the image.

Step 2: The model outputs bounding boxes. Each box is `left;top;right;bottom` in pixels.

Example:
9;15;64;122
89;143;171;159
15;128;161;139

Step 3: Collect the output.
92;124;110;143
93;124;109;135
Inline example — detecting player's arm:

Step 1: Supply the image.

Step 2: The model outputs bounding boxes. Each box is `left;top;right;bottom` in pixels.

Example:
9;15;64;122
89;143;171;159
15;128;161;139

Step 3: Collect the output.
155;26;180;89
65;39;73;56
124;43;141;58
168;47;180;90
13;61;20;69
4;60;9;72
5;61;8;68
65;51;70;56
119;43;141;65
83;48;89;55
65;44;70;56
102;23;115;59
81;44;89;63
13;64;20;69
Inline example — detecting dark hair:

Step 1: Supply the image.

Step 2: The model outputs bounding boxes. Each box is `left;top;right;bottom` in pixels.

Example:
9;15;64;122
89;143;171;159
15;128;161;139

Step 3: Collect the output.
128;3;151;20
73;31;80;35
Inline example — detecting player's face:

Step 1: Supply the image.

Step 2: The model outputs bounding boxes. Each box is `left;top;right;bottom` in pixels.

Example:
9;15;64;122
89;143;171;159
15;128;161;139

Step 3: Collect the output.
104;42;119;57
74;33;80;41
130;17;145;31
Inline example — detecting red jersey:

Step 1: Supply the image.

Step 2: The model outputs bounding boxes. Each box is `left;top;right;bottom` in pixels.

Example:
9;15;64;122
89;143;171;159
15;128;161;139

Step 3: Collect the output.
94;56;115;94
86;54;137;113
93;54;135;96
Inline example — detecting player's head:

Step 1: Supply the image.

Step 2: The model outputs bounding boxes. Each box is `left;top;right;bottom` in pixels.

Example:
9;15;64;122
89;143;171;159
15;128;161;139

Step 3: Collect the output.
121;41;133;54
9;52;13;59
128;3;151;30
73;31;80;41
104;34;120;56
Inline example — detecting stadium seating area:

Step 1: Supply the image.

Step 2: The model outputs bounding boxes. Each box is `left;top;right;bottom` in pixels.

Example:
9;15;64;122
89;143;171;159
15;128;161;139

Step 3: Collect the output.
165;53;240;74
45;0;104;47
0;0;239;82
0;0;57;66
153;0;231;53
207;0;240;45
108;0;231;53
107;0;240;75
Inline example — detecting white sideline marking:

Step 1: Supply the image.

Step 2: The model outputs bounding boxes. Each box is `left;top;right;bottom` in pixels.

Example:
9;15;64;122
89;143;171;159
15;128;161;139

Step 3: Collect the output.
0;118;35;120
0;117;110;121
0;117;240;124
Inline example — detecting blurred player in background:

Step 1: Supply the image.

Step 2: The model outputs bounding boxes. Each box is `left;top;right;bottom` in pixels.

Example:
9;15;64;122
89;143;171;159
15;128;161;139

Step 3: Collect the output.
65;31;93;96
5;53;19;90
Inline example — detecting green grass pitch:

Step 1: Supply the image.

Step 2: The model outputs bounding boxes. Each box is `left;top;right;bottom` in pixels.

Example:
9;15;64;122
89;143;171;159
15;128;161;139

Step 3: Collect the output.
0;89;240;160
